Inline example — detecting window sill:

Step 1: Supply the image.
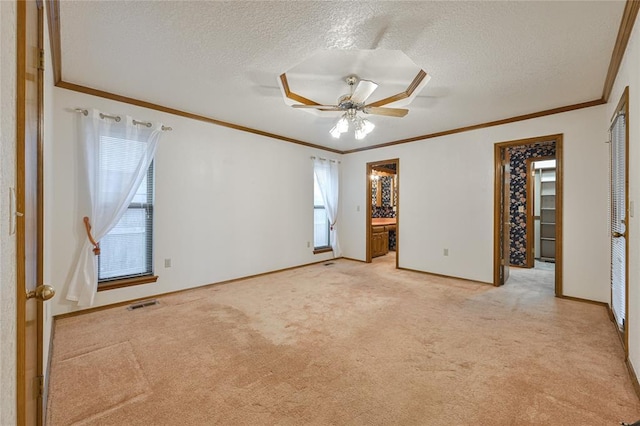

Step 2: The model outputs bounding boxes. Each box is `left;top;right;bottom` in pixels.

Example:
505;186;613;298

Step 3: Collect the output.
313;247;333;255
98;275;158;292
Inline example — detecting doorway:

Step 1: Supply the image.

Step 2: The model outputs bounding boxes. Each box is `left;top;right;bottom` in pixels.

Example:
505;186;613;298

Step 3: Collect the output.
494;135;563;296
529;158;557;267
366;159;399;267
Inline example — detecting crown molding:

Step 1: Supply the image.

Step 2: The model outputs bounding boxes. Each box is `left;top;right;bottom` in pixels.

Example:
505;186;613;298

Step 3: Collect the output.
602;0;640;102
46;0;635;156
342;99;605;154
55;81;343;154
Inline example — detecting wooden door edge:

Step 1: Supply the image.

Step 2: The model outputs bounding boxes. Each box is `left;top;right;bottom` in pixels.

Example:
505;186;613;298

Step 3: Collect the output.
492;144;502;286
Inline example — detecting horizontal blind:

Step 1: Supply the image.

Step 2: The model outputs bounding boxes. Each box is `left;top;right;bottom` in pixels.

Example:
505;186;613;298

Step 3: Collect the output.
313;172;330;249
98;155;154;281
611;112;626;330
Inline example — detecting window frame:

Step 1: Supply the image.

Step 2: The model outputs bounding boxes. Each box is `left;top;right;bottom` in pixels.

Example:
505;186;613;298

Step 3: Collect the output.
97;161;158;291
313;173;332;253
313;204;332;253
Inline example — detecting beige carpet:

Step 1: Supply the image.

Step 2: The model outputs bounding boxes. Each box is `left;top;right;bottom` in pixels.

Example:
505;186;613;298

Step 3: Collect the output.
47;254;640;425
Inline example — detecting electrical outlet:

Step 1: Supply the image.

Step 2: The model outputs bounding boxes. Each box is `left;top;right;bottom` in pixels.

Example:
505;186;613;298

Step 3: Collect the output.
357;205;360;212
444;248;449;256
307;241;311;248
164;258;172;268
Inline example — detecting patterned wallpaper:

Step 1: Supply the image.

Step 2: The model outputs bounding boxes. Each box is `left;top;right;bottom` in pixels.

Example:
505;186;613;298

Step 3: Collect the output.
382;176;392;206
372;206;396;218
371;176;396;218
372;179;378;206
389;230;396;251
507;141;556;266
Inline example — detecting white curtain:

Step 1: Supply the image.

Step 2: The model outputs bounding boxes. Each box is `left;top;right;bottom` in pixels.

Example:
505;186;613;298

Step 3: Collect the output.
314;158;341;257
66;109;161;306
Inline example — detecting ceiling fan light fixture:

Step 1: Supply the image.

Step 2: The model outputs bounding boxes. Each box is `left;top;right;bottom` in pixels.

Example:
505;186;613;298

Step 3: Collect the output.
361;118;375;134
280;54;429;146
330;112;375;140
336;115;349;132
354;128;367;140
329;125;342;139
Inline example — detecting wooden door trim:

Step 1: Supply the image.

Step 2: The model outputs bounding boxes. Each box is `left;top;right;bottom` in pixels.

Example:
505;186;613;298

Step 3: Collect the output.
366;163;372;263
36;1;45;422
16;1;45;424
16;1;28;422
555;139;564;297
525;155;556;268
366;159;399;268
493;134;563;297
493;144;502;286
623;86;629;358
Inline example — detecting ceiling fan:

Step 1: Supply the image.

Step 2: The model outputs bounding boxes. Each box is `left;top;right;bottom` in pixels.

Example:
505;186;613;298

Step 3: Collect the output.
290;75;409;118
288;75;410;139
279;67;429;140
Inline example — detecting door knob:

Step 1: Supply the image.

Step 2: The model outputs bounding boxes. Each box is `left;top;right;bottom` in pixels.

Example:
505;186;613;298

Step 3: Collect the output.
26;285;55;301
613;231;626;238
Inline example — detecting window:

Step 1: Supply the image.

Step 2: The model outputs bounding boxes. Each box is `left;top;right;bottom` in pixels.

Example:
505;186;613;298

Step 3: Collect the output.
98;161;154;284
314;173;331;250
67;110;160;305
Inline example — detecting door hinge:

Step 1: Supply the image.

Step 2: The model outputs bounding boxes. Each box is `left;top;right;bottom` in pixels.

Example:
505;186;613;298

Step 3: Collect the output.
38;49;45;71
38;375;44;398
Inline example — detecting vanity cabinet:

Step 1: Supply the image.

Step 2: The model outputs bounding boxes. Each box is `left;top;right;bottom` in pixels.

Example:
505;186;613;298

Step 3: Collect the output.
371;226;389;258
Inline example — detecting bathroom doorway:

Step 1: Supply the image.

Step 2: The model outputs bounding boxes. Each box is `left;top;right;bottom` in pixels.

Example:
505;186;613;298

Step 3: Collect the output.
366;159;399;267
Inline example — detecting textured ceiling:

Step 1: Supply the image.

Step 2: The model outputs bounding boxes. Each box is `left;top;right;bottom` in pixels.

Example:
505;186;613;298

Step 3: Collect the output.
58;1;625;152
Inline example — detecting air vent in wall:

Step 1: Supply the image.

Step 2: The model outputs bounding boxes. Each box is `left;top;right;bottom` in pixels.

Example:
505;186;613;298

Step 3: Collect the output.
127;299;159;310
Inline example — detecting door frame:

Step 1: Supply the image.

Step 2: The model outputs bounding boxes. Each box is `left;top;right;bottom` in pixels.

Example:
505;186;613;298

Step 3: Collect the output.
525;155;556;268
366;158;399;267
16;0;45;424
493;134;563;296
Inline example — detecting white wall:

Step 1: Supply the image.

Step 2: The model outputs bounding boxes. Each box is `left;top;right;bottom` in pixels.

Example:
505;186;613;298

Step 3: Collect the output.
0;1;17;424
608;11;640;385
42;12;640;405
46;89;336;316
341;105;609;302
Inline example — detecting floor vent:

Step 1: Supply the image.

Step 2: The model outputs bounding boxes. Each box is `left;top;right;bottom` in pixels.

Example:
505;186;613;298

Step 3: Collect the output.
324;262;335;266
127;299;159;311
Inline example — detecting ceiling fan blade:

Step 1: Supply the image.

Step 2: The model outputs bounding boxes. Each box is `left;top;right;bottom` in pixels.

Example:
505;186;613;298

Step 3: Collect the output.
292;104;342;111
363;106;409;117
350;79;378;104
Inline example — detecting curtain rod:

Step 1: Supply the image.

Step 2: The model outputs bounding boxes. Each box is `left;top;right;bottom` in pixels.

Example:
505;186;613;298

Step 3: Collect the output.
310;156;340;163
74;108;172;131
